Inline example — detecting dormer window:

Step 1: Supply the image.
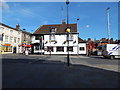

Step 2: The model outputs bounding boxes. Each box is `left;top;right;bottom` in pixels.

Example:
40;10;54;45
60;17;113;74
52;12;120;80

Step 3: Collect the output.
50;28;57;33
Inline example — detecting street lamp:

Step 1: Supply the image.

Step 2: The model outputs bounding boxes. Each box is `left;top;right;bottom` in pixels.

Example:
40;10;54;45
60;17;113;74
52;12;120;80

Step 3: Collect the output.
66;0;70;66
77;18;80;55
106;7;110;44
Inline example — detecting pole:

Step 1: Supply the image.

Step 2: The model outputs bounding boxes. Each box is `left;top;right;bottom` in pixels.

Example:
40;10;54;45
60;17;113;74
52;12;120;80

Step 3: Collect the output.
106;8;110;44
77;18;80;55
50;33;51;56
66;0;70;66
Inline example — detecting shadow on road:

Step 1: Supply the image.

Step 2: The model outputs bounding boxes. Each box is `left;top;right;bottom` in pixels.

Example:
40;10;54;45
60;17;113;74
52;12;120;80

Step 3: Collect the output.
2;58;119;88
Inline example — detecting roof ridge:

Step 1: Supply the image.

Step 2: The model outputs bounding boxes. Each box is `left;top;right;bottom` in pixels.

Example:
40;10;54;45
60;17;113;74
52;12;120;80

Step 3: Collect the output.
43;23;77;26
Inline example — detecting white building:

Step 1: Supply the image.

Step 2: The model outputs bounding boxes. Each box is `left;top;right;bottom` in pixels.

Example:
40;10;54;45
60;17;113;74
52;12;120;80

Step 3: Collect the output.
31;21;86;55
0;23;31;54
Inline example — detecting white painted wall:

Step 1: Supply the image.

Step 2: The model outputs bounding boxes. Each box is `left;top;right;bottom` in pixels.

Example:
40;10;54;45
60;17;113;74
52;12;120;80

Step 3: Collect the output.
44;34;78;54
0;25;22;54
31;34;86;55
78;43;86;54
44;34;78;46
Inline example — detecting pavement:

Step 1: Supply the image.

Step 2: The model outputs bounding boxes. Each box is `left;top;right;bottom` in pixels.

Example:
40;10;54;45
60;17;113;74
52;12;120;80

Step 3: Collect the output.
28;54;119;72
1;54;120;88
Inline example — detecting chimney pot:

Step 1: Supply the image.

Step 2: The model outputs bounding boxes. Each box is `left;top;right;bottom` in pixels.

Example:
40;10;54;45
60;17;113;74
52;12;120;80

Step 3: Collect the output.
62;19;66;24
16;24;20;30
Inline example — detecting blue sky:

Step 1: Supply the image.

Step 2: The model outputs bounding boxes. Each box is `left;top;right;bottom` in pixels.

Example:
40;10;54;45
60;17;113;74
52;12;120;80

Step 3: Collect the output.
2;2;119;40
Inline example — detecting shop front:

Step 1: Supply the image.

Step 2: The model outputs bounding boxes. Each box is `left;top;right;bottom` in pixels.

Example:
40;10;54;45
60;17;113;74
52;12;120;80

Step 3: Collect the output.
20;44;32;54
1;43;13;54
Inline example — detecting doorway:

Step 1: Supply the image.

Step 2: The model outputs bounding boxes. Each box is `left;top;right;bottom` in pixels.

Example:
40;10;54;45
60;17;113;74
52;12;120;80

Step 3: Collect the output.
13;47;17;53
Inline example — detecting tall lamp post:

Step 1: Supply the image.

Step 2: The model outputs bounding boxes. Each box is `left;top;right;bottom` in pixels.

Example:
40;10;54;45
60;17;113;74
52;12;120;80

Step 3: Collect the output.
77;18;80;55
106;7;110;44
66;0;70;66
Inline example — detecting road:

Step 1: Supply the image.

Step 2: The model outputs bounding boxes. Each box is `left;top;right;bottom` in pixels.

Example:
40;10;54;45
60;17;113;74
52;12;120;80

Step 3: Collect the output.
1;54;120;88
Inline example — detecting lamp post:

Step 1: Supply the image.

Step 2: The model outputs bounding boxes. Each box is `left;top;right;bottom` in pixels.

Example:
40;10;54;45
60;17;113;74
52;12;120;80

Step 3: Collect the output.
77;18;80;55
106;7;110;44
66;0;70;66
50;29;51;56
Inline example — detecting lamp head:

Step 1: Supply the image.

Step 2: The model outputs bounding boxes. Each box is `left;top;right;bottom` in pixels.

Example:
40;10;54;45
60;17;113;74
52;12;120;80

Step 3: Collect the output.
66;0;69;4
66;28;71;32
107;7;110;10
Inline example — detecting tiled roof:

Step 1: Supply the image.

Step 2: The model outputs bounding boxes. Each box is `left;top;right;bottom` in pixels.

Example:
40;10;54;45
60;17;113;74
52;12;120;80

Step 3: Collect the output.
78;37;86;43
34;23;77;34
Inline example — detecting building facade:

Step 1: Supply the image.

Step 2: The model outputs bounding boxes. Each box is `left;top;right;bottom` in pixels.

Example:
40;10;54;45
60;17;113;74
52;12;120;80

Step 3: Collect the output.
0;23;31;54
31;21;86;55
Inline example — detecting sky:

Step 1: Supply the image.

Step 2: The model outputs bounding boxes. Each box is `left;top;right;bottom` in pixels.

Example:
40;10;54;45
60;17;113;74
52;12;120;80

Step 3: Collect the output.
1;1;119;40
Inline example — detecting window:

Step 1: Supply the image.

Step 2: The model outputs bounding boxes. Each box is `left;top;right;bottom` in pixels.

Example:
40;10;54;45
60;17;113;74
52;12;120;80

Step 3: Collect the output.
18;32;21;37
26;35;28;38
14;37;17;43
0;27;3;31
56;47;64;52
10;30;13;34
0;34;3;41
80;47;85;51
10;36;13;42
50;34;55;41
67;46;73;52
68;34;73;41
18;38;20;43
35;45;39;50
47;47;53;52
5;35;8;42
50;28;56;33
35;35;40;40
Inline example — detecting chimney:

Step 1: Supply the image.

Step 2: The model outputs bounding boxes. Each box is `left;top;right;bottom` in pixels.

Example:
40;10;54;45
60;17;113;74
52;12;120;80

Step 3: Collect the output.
62;19;66;24
16;24;20;30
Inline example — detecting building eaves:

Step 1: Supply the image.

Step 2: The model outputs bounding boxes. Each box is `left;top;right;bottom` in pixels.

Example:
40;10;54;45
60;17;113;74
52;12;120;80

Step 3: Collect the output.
0;22;31;35
0;22;19;31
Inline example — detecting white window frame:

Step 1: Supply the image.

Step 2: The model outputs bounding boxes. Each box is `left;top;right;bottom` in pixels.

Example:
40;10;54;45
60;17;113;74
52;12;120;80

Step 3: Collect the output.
68;34;73;41
0;27;4;31
10;30;13;34
50;34;55;41
10;36;13;42
18;32;21;37
5;35;9;42
18;38;20;43
51;28;57;33
14;37;17;43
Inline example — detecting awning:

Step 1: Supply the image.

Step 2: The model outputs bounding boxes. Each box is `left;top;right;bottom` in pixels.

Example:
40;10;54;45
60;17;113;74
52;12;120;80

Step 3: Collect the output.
20;44;32;47
4;44;11;46
26;45;32;47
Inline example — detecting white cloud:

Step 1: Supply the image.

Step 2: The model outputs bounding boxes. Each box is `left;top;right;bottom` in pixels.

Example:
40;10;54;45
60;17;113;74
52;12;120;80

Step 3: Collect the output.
19;8;34;16
0;0;9;10
86;25;90;28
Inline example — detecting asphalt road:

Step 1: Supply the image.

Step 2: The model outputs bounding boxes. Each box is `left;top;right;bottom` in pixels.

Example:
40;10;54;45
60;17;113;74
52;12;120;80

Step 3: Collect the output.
1;54;120;88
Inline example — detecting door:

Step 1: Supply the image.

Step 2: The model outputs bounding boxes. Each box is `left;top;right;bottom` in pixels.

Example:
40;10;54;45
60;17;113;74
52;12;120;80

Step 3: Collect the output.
13;47;16;53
